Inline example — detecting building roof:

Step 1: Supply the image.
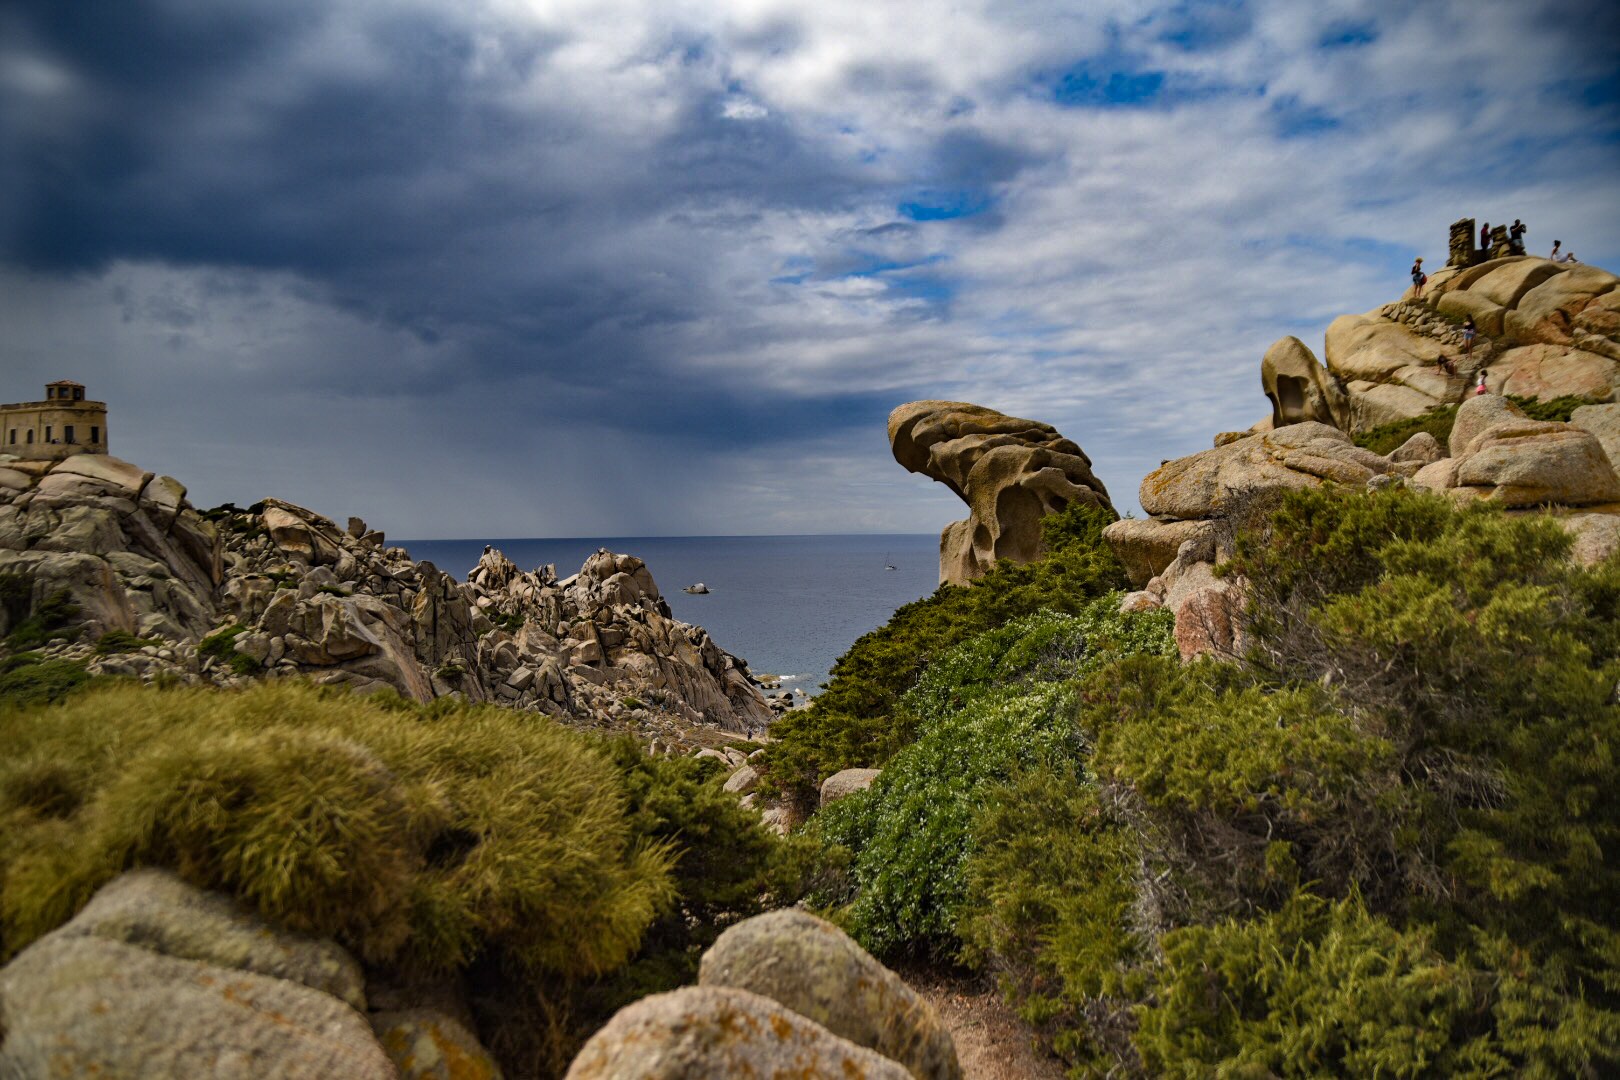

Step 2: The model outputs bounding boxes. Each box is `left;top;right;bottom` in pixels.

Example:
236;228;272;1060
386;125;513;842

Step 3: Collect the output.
46;379;86;388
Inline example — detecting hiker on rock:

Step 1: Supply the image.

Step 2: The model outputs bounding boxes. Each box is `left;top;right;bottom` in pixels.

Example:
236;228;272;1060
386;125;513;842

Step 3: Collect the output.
1481;221;1491;250
1462;315;1477;359
1411;256;1427;299
1510;219;1527;255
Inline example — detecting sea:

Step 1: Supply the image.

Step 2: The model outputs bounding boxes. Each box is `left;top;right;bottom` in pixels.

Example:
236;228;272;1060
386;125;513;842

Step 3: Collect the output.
396;534;942;695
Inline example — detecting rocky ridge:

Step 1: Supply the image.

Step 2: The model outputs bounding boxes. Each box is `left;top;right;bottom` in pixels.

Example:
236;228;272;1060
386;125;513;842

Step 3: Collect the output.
0;452;774;745
1260;256;1620;432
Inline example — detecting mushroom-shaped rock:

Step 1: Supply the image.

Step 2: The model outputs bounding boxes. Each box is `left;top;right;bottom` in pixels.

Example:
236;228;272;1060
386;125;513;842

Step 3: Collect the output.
888;401;1113;586
564;985;911;1080
698;909;962;1080
1262;336;1349;429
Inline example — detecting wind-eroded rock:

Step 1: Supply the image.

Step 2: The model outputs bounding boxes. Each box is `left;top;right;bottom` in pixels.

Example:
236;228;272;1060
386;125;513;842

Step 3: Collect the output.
1410;394;1620;507
1259;257;1620;435
564;986;911;1080
889;401;1113;585
0;871;393;1080
699;909;962;1080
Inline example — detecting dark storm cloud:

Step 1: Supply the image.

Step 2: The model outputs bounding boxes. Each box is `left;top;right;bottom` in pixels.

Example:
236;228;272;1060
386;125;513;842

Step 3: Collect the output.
2;0;999;450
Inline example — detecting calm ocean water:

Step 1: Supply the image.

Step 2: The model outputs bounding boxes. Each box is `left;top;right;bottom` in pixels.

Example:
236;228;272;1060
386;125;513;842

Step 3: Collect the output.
396;534;941;694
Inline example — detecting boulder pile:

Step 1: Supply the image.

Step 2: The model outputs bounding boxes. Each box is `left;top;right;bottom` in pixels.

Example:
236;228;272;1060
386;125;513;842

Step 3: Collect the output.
0;453;773;744
0;870;497;1080
888;400;1113;585
1257;256;1619;433
567;908;960;1079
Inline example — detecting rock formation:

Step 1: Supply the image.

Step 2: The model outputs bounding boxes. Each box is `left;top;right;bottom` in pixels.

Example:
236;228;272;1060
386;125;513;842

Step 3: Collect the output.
698;909;961;1080
0;452;773;744
0;871;400;1079
888;401;1113;585
567;908;958;1078
1255;257;1620;434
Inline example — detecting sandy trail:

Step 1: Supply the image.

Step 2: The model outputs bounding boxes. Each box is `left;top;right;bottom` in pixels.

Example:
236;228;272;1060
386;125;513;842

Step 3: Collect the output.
900;966;1069;1080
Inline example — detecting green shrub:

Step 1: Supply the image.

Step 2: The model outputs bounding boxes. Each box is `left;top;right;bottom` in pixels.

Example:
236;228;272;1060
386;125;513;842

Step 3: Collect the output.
0;655;92;709
93;630;162;655
4;588;82;650
758;503;1128;809
0;683;676;977
0;680;803;1075
1352;406;1457;455
1509;394;1594;423
198;624;261;676
814;603;1174;958
956;487;1620;1075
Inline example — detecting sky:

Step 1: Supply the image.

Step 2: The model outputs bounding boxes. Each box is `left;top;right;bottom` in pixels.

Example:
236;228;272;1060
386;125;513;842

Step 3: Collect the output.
2;0;1617;539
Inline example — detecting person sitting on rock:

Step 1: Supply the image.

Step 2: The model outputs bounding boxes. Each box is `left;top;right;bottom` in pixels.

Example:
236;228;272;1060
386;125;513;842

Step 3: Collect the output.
1550;241;1577;264
1411;256;1427;298
1508;220;1523;253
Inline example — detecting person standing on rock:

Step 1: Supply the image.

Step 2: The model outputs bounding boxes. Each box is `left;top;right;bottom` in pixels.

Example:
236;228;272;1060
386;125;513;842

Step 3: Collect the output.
1475;369;1490;395
1509;219;1527;255
1411;257;1426;299
1481;221;1491;251
1462;315;1477;359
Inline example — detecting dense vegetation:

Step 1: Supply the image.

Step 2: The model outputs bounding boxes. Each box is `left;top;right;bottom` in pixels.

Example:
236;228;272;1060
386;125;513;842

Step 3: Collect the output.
0;681;796;1076
755;502;1128;810
1352;394;1592;455
792;486;1620;1076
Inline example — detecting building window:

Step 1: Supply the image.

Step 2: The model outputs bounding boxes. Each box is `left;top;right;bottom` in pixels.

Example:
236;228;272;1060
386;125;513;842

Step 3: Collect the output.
26;431;34;444
7;430;13;445
91;426;100;443
65;426;75;444
74;388;84;400
45;426;52;442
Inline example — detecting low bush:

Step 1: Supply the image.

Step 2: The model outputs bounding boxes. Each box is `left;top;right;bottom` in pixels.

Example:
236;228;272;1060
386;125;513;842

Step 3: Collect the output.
93;630;162;655
954;487;1620;1075
757;503;1128;810
0;682;798;1074
0;654;92;709
197;623;261;675
4;587;82;650
814;603;1174;958
1352;406;1458;455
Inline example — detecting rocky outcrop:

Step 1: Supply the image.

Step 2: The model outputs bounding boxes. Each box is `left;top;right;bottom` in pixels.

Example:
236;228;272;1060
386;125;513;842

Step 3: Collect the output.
821;767;883;807
889;401;1113;585
0;870;397;1079
567;909;957;1078
0;454;221;642
1409;395;1620;508
564;986;911;1080
699;909;961;1080
1262;335;1350;429
1258;257;1620;435
0;453;773;744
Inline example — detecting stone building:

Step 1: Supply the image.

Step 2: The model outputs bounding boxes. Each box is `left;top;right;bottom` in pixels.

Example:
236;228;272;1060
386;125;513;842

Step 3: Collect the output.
1;380;109;461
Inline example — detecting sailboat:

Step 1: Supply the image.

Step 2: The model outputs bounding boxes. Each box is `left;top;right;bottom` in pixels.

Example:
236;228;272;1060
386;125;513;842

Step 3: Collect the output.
883;552;897;571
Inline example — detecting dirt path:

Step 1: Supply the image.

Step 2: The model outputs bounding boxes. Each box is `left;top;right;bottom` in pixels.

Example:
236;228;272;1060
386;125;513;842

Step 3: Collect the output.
900;965;1069;1080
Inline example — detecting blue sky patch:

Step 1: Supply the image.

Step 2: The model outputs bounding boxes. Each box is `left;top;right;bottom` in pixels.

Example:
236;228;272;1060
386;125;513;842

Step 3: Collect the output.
899;190;992;221
1055;64;1167;107
1318;21;1377;49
